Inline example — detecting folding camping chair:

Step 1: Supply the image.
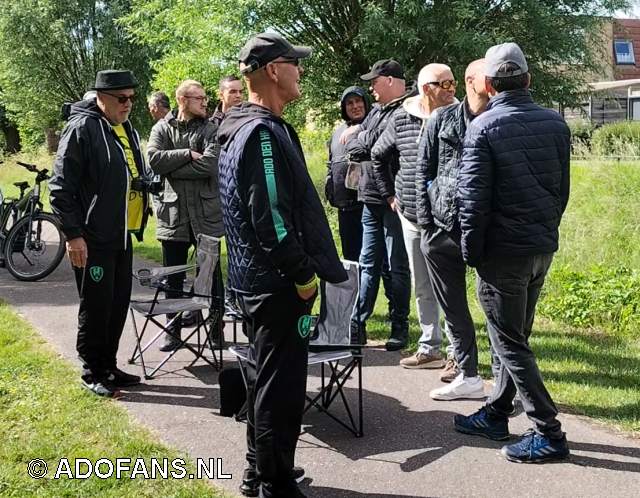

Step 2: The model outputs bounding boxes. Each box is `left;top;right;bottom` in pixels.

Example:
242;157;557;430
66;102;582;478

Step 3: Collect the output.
228;260;364;437
305;260;363;437
128;234;223;379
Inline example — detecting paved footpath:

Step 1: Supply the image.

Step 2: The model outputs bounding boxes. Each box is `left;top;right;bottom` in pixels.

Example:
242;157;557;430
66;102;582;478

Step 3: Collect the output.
1;258;639;498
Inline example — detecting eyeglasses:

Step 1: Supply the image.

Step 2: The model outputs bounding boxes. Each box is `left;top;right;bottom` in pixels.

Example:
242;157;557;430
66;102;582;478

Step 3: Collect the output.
100;92;136;104
427;80;457;90
184;95;209;102
271;58;300;67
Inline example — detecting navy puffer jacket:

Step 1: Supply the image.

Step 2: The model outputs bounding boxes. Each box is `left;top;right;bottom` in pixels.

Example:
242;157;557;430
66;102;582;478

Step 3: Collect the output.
457;89;571;266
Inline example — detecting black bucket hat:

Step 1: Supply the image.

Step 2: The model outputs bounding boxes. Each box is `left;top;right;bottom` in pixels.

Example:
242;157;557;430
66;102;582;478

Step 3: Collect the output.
239;32;312;74
92;70;139;91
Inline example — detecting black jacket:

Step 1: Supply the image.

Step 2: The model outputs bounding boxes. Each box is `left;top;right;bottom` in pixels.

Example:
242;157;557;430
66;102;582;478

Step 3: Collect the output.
49;99;150;249
325;86;370;209
457;89;571;266
218;102;347;294
371;95;428;222
344;83;416;205
416;99;476;230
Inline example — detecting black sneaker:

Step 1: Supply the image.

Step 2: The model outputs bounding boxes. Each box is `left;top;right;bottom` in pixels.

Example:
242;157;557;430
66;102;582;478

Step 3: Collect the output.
81;378;118;397
239;466;305;497
181;311;197;328
106;368;141;387
159;328;182;352
385;338;407;352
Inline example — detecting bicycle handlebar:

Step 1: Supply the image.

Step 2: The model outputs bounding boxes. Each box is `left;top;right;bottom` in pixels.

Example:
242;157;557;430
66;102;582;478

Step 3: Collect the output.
16;161;39;172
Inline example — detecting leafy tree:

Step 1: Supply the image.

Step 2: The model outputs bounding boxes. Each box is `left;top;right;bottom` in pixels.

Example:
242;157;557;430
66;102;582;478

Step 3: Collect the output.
123;0;629;126
0;0;153;146
0;98;21;153
122;0;252;107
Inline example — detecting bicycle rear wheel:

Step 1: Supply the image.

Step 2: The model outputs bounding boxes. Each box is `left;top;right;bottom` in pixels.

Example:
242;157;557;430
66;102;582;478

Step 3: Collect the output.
4;212;66;281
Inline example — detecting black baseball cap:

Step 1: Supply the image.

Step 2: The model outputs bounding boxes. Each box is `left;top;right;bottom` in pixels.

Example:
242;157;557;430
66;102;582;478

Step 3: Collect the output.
360;59;404;81
238;32;312;74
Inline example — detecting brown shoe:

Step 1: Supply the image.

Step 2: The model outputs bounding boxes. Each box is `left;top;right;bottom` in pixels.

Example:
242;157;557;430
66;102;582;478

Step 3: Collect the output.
440;357;460;383
399;351;445;369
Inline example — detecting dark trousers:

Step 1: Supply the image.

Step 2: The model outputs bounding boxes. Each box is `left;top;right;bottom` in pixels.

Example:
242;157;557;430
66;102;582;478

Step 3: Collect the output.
476;253;563;438
75;237;133;381
239;287;312;498
354;203;410;337
422;225;478;377
161;237;224;318
338;205;363;262
339;204;395;319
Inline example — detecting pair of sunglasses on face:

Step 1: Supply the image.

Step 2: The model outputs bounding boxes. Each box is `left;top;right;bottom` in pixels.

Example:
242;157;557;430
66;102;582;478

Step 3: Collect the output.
427;79;457;90
101;91;136;104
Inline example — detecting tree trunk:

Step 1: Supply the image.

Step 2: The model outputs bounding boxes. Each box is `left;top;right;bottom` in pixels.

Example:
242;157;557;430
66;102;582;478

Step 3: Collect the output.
1;122;21;153
45;127;60;154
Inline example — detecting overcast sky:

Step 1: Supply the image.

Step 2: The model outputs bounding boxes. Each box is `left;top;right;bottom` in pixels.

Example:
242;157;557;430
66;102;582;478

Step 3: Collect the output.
616;1;640;18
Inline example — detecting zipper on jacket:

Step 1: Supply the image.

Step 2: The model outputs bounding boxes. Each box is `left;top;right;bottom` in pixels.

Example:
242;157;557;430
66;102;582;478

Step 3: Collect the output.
85;194;98;225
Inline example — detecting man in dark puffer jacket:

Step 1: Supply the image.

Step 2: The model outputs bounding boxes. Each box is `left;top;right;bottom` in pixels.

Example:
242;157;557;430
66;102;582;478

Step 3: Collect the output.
372;63;456;367
341;59;412;351
325;86;370;261
417;59;489;400
453;43;571;464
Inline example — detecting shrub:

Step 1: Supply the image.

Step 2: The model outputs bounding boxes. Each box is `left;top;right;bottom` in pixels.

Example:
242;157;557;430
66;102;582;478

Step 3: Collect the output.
539;265;640;337
591;121;640;157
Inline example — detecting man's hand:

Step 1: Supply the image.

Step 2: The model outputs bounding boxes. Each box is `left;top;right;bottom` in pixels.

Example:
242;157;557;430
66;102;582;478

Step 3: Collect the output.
339;125;360;144
66;237;88;268
190;150;203;161
388;196;398;212
297;283;318;301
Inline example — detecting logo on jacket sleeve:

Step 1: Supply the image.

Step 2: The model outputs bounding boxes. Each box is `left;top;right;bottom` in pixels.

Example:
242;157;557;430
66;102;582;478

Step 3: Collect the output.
89;266;104;283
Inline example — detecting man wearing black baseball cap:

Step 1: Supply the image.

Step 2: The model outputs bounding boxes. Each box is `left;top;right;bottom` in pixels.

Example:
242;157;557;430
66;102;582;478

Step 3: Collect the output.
339;58;413;352
218;32;347;497
50;70;151;397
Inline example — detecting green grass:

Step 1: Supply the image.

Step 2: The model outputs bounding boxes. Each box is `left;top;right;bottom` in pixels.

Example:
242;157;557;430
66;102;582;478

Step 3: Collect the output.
0;301;228;498
1;147;639;439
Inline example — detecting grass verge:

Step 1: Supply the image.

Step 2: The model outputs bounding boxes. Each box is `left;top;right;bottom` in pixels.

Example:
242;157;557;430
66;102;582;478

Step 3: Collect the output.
0;300;229;497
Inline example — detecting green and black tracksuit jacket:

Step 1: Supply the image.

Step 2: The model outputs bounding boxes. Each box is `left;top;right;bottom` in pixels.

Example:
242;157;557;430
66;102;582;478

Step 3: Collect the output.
218;102;347;295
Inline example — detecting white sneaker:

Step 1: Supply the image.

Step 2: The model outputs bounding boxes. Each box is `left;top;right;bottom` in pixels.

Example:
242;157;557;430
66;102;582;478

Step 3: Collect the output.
429;373;485;400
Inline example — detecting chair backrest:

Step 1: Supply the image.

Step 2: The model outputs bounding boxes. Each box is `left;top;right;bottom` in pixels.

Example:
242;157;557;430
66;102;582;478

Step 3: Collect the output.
310;260;359;348
193;234;221;307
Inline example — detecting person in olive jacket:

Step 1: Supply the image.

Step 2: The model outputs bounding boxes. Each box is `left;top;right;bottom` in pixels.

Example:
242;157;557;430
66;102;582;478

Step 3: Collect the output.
147;79;224;352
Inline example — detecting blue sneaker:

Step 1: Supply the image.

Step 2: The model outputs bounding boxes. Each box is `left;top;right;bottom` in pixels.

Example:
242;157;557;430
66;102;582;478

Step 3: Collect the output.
454;407;510;441
501;430;570;463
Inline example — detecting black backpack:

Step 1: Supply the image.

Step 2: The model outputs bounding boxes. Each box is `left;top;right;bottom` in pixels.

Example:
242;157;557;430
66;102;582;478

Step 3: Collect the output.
219;364;247;418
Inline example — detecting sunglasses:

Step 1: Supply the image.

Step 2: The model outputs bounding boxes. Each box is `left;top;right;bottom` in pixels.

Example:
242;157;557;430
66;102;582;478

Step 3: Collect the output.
101;91;136;104
271;58;300;67
427;79;457;90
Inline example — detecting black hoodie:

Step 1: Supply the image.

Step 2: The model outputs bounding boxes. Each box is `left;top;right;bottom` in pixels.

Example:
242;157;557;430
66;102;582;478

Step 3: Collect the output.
325;86;370;209
49;99;150;249
218;102;347;294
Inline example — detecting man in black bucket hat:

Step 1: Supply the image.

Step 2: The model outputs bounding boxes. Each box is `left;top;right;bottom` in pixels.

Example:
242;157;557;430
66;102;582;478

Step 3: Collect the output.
50;70;152;398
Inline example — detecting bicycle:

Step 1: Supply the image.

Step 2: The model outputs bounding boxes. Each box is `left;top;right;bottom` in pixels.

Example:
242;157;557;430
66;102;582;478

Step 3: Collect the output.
0;160;66;281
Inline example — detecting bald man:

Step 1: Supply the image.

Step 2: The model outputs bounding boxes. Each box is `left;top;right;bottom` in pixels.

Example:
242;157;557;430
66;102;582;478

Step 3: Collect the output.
218;32;346;498
415;59;490;400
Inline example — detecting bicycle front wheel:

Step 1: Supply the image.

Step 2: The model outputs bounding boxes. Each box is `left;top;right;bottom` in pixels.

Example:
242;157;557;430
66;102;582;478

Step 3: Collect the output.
4;213;66;281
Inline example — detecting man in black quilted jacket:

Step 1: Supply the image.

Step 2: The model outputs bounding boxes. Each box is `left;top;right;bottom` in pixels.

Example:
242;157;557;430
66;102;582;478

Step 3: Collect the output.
453;43;571;464
372;63;456;367
417;59;489;399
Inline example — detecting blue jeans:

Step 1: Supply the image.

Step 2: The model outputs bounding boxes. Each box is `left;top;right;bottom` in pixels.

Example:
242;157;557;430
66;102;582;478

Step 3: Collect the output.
353;203;410;338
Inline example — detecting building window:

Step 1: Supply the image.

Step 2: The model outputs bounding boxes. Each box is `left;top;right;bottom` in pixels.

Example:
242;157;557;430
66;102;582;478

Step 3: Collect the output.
614;39;635;65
